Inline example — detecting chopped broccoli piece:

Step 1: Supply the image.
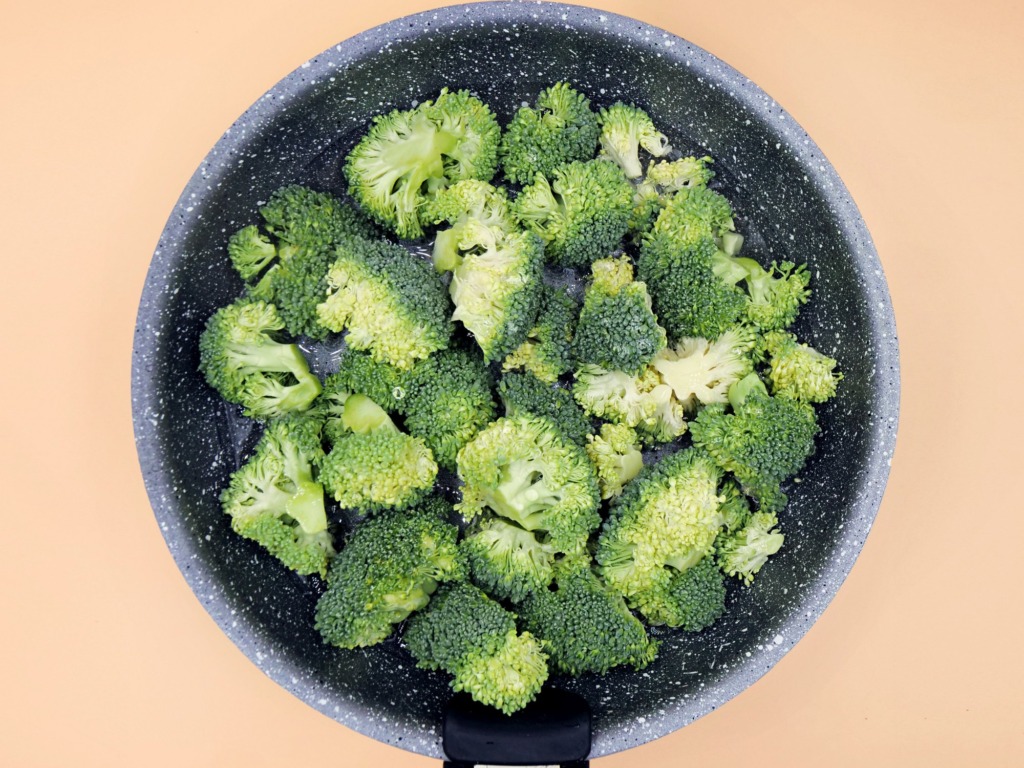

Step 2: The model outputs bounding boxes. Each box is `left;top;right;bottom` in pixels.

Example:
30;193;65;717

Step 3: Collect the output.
498;372;593;446
421;179;515;271
308;372;351;446
716;511;785;584
649;326;755;411
585;422;644;500
763;330;841;403
260;184;379;250
344;89;501;239
499;82;601;185
520;557;658;675
513;159;634;269
461;516;557;602
333;348;409;412
718;478;752;533
198;299;322;420
720;257;811;331
629;156;715;239
502;284;578;384
572;365;685;445
690;372;818;513
227;225;277;281
220;416;333;577
403;582;549;714
597;103;671;179
314;500;465;648
316;237;454;369
571;255;667;375
652;554;727;631
456;414;601;554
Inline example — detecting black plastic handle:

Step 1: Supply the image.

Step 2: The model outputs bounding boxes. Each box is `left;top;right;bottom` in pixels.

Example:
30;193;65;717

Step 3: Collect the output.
442;688;592;767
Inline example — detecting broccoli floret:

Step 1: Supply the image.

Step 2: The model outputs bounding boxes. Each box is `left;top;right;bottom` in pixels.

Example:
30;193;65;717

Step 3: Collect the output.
344;89;501;239
520;558;658;675
572;365;685;445
651;554;727;631
649;326;755;411
637;187;746;341
718;478;752;533
596;103;671;179
502;284;578;384
498;372;593;446
227;225;277;281
220;417;333;577
456;414;601;554
332;348;408;412
421;179;515;271
764;330;841;403
316;237;453;369
513;159;634;269
629;156;715;239
308;372;351;446
499;82;601;185
722;257;811;331
716;511;785;584
260;184;379;250
596;448;726;627
319;398;438;513
571;256;666;375
461;516;557;602
314;501;465;649
403;582;549;715
198;299;322;420
585;423;644;500
690;372;818;513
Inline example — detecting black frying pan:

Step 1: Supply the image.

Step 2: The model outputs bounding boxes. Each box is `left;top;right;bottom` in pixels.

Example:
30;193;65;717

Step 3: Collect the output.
131;3;899;764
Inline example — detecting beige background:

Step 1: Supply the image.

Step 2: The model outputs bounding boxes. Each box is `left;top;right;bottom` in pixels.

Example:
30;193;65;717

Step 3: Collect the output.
2;0;1022;765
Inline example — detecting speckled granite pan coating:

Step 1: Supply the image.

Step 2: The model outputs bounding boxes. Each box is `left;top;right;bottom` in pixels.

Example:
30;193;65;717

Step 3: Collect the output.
132;2;899;759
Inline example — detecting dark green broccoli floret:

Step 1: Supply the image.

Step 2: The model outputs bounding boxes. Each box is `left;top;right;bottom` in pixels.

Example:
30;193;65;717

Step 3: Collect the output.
571;255;666;375
260;184;379;250
690;372;818;513
514;159;634;269
649;326;755;412
654;554;727;631
763;330;841;403
308;372;351;446
629;156;715;239
597;103;671;179
332;348;409;413
520;558;659;674
403;582;549;715
198;299;322;420
316;237;454;369
227;225;277;281
314;501;465;649
498;372;593;446
499;82;601;185
457;414;601;554
637;186;747;341
220;416;333;577
344;89;501;239
502;284;578;384
461;516;557;602
718;478;752;533
585;422;644;500
716;510;785;584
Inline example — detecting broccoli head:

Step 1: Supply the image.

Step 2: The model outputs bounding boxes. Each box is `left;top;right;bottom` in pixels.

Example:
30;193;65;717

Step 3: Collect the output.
220;416;333;577
643;554;727;631
716;510;785;584
403;582;549;715
585;422;644;500
461;516;557;602
316;237;453;369
713;256;812;331
520;557;659;675
227;225;277;281
332;348;409;413
456;414;601;554
571;255;667;375
650;326;755;411
572;365;686;445
499;82;601;185
629;156;715;239
597;102;671;179
314;501;464;649
198;299;322;420
344;89;501;239
513;159;634;269
421;179;515;271
763;330;841;403
498;372;593;446
502;284;578;384
308;372;351;446
260;184;379;250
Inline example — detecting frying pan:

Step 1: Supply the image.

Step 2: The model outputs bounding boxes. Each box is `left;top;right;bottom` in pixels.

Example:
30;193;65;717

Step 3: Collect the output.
131;3;900;764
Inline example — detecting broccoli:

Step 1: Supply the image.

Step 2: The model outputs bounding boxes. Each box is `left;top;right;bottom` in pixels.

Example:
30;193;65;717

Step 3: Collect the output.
403;582;549;715
260;184;379;251
421;179;515;271
520;557;659;675
332;347;409;413
572;365;686;445
344;89;501;239
597;103;671;179
498;372;593;446
653;554;727;631
502;284;578;384
220;416;333;577
319;394;438;513
585;422;644;500
649;326;755;411
314;501;465;649
513;159;634;269
716;510;785;584
308;372;351;446
595;447;726;627
718;478;752;533
198;299;322;420
763;330;841;403
690;372;818;513
461;516;557;602
637;186;746;341
499;82;601;185
571;255;667;375
227;225;277;281
629;156;715;238
316;237;454;369
729;258;811;332
456;414;601;554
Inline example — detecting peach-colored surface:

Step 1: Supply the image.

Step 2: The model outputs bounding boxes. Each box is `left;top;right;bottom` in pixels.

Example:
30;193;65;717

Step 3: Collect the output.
2;0;1021;765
